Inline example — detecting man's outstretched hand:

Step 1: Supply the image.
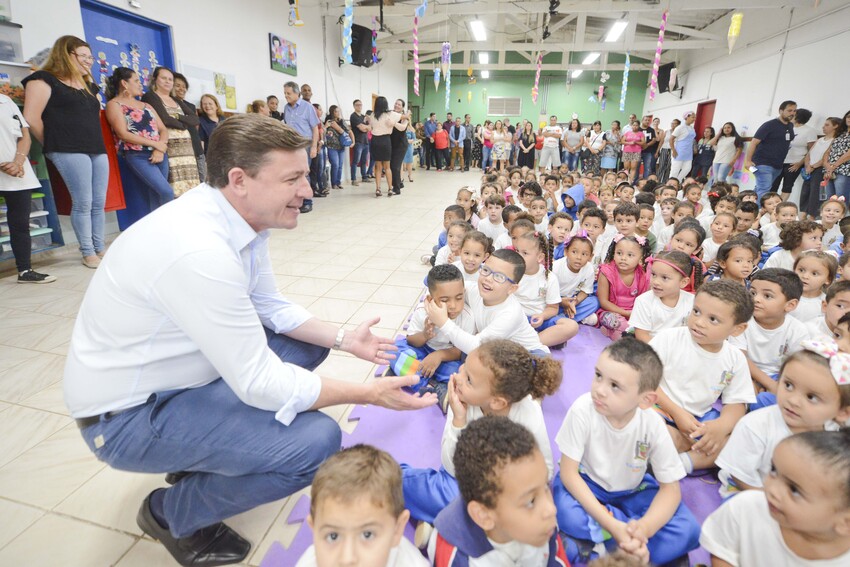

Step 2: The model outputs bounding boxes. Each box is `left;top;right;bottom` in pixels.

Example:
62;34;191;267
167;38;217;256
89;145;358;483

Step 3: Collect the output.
370;374;438;410
342;316;399;364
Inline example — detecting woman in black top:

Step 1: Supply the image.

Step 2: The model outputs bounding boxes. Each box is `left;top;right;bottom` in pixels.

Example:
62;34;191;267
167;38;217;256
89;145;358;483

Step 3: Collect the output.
518;121;536;169
198;94;223;155
23;35;108;269
323;105;350;190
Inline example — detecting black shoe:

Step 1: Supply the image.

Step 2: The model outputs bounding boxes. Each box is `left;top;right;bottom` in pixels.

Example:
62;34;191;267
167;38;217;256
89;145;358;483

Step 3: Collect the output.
299;204;313;213
17;269;57;284
165;471;191;485
137;491;251;567
312;191;327;198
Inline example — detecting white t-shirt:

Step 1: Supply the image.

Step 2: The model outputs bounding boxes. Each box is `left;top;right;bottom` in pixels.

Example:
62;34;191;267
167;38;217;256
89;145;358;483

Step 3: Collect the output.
700;490;850;567
439;282;549;355
790;294;825;324
650;327;755;417
427;530;554;567
808;136;832;164
785;123;818;163
713;136;739;165
442;395;553;478
0;95;40;191
654;223;675;253
729;316;810;376
407;303;474;351
435;245;454;266
805;316;831;340
477;217;507;241
702;237;725;264
761;222;782;249
542;125;563;148
452;260;480;285
716;405;791;494
763;249;795;270
556;393;685;493
551;258;594;298
534;219;549;234
593;225;618;264
628;290;694;338
514;268;561;316
297;538;428;567
493;232;512;250
820;222;841;250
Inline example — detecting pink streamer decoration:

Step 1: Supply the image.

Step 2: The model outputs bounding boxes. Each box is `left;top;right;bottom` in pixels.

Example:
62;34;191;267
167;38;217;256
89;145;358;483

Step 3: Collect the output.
413;16;420;95
649;10;668;101
531;52;542;103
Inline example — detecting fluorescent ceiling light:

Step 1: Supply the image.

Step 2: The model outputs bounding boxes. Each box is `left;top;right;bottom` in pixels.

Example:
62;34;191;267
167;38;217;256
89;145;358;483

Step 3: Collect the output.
481;70;490;79
478;52;489;65
470;20;487;42
582;52;600;65
571;70;583;78
605;21;628;42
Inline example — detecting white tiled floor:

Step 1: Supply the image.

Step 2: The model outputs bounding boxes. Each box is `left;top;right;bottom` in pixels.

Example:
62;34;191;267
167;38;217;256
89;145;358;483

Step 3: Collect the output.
0;167;475;566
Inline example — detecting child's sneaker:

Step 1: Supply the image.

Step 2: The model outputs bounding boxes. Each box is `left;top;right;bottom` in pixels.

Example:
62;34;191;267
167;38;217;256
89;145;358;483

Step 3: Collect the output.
420;253;431;265
427;378;449;414
17;269;56;284
580;313;598;326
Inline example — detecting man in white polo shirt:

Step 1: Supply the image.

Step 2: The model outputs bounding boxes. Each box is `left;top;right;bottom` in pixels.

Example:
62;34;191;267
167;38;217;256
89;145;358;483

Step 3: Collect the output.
539;114;563;173
64;115;435;566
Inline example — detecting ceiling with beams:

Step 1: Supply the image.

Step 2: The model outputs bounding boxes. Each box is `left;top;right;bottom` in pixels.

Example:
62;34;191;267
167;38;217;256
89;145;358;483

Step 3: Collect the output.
317;0;813;72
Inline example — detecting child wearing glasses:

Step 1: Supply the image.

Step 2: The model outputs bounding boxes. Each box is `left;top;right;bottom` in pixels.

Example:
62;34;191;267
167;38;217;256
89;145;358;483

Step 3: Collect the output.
424;249;549;356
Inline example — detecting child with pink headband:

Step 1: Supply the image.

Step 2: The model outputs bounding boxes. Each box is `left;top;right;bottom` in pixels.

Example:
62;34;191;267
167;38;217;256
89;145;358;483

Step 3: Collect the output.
629;250;699;343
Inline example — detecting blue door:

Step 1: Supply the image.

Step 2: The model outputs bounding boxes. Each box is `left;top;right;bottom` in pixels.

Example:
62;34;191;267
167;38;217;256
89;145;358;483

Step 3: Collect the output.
79;0;175;229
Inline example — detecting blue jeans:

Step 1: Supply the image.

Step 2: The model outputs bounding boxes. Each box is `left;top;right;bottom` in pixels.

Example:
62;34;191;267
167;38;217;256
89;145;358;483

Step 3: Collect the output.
78;327;339;538
708;162;733;189
753;164;781;199
564;151;579;171
640;151;656;179
827;173;850;202
45;152;109;257
121;151;174;211
327;147;345;186
351;142;369;180
481;145;492;170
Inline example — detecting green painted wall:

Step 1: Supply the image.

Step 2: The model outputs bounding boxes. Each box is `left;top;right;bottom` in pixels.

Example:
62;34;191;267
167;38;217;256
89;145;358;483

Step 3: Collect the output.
408;66;649;127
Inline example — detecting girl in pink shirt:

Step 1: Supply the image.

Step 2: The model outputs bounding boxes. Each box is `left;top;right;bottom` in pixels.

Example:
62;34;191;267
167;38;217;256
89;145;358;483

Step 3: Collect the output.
596;234;651;340
621;120;644;183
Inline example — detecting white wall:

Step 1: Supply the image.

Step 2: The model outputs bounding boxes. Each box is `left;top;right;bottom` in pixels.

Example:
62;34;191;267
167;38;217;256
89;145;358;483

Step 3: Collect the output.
642;0;850;136
13;0;407;117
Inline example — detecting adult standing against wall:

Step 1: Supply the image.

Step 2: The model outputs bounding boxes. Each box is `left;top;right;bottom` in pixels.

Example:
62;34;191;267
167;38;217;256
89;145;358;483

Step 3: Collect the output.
707;122;743;189
824;111;850;203
582;121;607;176
539;115;563;173
600;119;622;175
199;94;224;155
799;117;840;220
772;108;817;202
692;126;716;180
481;120;494;172
562;118;583;172
655;118;679;184
518;120;536;169
370;96;406;197
423;113;438;170
23;35;107;269
462;114;473;171
492;120;510;172
505;118;517;166
300;84;327;201
171;73;205;183
668;111;697;182
324;105;350;191
349;99;370;185
448;116;465;172
142;67;200;198
282;81;319;213
267;95;281;120
471;123;482;170
64;115;435;567
389;98;409;195
638;115;659;181
744;100;797;198
0;92;56;283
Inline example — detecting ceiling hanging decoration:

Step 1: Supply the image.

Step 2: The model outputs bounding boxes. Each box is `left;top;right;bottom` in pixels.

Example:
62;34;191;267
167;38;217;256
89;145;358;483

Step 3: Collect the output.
619;53;630;112
649;9;668;101
434;66;441;92
442;42;452;110
531;52;543;104
371;17;379;64
341;0;354;64
412;0;427;95
727;12;743;54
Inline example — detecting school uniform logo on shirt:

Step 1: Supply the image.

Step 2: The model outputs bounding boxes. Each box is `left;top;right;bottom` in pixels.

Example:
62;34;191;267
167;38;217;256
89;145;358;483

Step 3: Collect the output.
780;342;790;357
712;370;734;392
627;439;651;472
538;285;547;298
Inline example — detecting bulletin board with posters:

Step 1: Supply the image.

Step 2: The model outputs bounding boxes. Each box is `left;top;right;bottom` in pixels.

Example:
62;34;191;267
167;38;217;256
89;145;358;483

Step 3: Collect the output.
181;63;237;111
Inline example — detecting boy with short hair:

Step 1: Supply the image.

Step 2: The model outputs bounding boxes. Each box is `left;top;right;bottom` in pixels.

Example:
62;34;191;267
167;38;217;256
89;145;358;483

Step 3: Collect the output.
542;174;562;213
651;280;757;472
737;189;756;203
652;197;678;237
429;416;568;566
554;338;700;565
426;205;467;265
655;201;696;253
529;196;550;233
729;268;810;397
636;204;657;252
494;205;522;249
425;249;549;355
733;201;759;235
758;191;782;228
477;194;508;241
298;445;428;567
549;212;574;260
760;201;798;250
806;279;850;340
392;264;474;411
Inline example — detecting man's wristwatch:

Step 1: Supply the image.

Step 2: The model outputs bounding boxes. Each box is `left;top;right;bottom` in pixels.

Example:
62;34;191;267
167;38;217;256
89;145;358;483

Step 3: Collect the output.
332;328;345;350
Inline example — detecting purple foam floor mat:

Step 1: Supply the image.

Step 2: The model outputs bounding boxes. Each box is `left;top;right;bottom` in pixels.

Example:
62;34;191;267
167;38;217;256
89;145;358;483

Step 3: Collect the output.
263;326;719;566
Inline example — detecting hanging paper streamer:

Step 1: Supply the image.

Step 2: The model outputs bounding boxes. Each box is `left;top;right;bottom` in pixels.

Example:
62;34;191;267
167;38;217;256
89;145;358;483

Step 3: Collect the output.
371;17;378;64
598;85;604;101
668;67;678;92
441;42;451;110
342;0;354;64
434;67;441;92
619;53;630;112
727;13;743;54
531;52;542;104
467;90;472;103
445;68;451;111
412;0;428;96
649;10;668;101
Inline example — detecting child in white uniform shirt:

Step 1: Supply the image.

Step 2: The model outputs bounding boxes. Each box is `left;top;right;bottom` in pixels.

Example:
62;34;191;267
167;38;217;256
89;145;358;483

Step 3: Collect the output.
436;221;473;266
729;269;810;404
425;250;549;355
453;231;492;284
552;233;599;325
701;430;850;567
806;280;850;340
651;280;756;473
818;197;845;250
701;212;735;264
296;445;428;567
791;250;837;323
630;250;696;342
553;339;700;565
476;194;507;241
528;196;550;234
654;201;695;253
763;219;824;270
513;231;579;348
402;341;560;531
428;417;570;567
715;340;850;498
760;201;799;250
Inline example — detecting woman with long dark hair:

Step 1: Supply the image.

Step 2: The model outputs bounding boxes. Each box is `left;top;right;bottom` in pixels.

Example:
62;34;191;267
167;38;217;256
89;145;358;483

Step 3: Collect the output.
656;118;680;184
368;96;405;197
389;99;409;195
581;121;607;176
324;104;350;190
563;118;583;172
708;122;743;189
518;120;536;169
471;124;482;169
23;35;107;268
693;126;716;179
799;117;840;220
824;110;850;203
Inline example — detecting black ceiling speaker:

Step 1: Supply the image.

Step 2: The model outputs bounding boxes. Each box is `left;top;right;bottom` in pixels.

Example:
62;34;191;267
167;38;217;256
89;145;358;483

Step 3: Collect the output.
350;23;374;67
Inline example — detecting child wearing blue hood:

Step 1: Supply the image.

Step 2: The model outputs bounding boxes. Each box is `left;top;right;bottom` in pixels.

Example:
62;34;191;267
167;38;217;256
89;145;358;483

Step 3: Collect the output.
561;181;586;220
